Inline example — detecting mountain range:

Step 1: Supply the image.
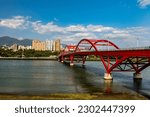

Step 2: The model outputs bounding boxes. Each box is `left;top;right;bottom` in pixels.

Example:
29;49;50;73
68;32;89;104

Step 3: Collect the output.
0;36;66;48
0;36;32;46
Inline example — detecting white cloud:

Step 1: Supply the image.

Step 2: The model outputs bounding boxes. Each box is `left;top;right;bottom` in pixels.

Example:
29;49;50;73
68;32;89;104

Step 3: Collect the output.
87;24;115;32
105;33;131;39
138;0;150;8
32;21;64;34
101;27;150;47
112;30;129;34
56;32;97;43
65;25;86;32
69;32;97;40
31;23;115;34
103;27;150;39
0;16;27;29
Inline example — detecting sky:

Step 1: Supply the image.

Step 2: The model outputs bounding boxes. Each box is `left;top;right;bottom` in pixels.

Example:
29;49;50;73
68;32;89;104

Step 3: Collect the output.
0;0;150;47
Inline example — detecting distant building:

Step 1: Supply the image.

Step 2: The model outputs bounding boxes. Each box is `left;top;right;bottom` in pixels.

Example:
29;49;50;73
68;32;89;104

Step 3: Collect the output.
18;45;32;50
32;39;61;51
26;46;32;50
9;44;18;51
53;41;55;51
18;45;25;50
32;40;46;51
54;39;61;51
45;39;53;51
45;40;50;50
1;45;9;50
50;40;53;51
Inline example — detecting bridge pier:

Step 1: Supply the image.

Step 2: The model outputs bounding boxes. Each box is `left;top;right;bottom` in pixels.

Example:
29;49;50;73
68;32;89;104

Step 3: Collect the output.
133;73;142;79
104;73;113;80
69;55;74;66
70;62;74;66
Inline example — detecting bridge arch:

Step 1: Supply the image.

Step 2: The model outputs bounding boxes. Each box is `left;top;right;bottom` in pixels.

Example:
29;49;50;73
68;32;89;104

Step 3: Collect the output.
74;39;119;52
74;39;98;52
93;39;119;49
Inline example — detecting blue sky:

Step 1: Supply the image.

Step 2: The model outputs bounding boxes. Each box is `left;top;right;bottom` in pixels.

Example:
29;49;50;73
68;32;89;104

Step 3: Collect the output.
0;0;150;47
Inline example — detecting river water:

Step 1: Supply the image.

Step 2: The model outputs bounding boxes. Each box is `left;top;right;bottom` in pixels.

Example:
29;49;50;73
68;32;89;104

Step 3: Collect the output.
0;60;150;98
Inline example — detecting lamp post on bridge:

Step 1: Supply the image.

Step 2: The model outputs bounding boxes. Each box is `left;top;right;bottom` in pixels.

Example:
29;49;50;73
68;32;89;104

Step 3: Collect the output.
142;40;149;48
136;38;139;48
107;36;109;51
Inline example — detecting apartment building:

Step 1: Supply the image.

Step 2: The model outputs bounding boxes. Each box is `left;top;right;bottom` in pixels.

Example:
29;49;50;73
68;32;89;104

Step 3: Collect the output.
32;40;46;51
32;39;61;51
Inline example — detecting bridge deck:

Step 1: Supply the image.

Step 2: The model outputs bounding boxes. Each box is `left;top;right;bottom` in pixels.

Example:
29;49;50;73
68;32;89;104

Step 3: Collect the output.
60;49;150;57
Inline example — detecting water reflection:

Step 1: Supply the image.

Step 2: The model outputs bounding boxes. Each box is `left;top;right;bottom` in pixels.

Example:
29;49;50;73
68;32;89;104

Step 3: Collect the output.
64;62;114;94
62;63;100;93
133;79;142;93
104;80;113;94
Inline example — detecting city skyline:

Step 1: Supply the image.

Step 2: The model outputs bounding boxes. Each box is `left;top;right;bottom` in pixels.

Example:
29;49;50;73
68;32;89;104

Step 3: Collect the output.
0;0;150;47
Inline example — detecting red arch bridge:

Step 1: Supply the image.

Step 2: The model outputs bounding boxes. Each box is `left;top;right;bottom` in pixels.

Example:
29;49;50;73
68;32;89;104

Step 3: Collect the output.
58;39;150;80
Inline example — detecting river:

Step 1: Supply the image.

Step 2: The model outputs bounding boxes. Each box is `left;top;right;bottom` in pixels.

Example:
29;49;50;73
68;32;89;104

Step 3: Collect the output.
0;60;150;98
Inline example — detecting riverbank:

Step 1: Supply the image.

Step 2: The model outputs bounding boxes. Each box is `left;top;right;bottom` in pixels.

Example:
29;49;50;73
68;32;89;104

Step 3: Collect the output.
0;93;147;100
0;56;57;60
0;57;107;61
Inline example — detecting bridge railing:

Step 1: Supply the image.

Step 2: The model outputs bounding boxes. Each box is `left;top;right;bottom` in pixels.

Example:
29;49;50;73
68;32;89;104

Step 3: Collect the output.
59;46;150;57
103;46;150;51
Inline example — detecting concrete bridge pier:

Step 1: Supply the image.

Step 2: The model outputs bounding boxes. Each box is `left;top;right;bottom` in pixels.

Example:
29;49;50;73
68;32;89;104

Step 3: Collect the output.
70;55;74;66
104;73;113;80
133;73;142;79
70;62;74;66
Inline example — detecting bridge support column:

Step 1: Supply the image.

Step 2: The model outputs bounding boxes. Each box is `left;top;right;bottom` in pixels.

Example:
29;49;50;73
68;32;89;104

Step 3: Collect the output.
104;73;113;80
70;62;74;66
133;73;142;79
70;55;74;66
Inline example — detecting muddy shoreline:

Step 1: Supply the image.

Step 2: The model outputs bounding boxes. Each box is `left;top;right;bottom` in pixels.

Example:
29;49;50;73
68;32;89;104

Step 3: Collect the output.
0;92;147;100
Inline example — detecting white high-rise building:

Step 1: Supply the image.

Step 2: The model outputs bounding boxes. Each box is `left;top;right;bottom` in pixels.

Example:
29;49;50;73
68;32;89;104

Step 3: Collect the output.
45;39;51;50
50;40;53;51
45;40;49;50
53;41;55;51
45;39;54;51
